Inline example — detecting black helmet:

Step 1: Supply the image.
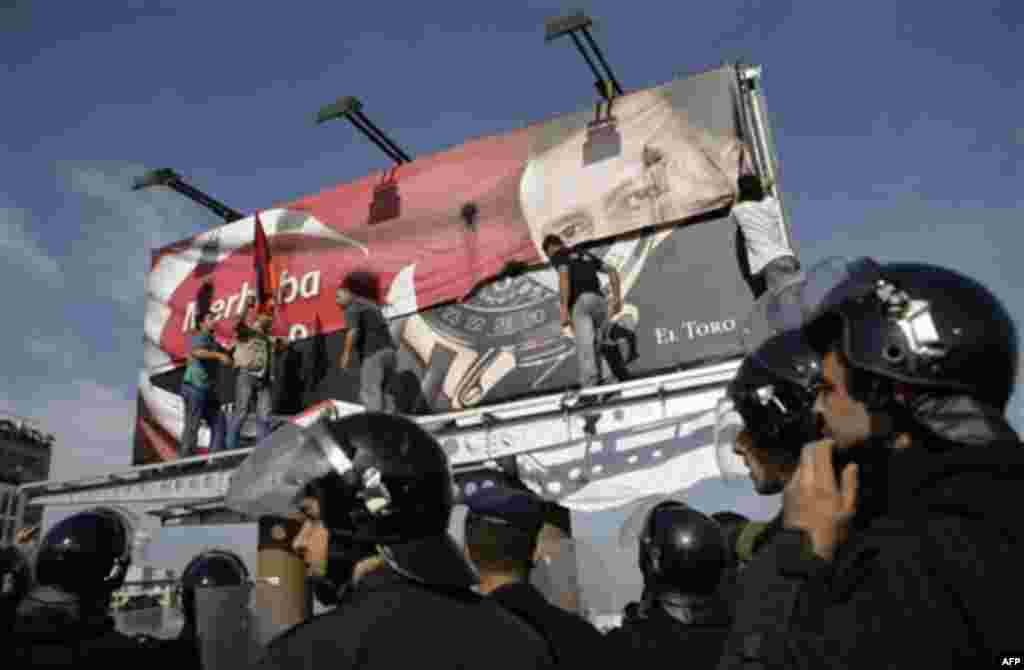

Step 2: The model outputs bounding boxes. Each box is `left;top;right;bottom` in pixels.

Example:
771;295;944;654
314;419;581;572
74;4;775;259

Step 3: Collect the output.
638;502;728;596
178;549;249;627
727;330;821;454
801;258;1018;413
316;413;475;588
226;412;476;591
34;508;131;596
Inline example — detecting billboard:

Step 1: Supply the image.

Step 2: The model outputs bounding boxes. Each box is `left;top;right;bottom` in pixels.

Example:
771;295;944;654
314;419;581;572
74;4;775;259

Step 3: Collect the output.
135;64;783;465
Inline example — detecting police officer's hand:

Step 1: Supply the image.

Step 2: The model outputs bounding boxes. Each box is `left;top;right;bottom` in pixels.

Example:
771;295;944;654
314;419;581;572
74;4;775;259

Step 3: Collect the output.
782;439;858;561
15;526;38;546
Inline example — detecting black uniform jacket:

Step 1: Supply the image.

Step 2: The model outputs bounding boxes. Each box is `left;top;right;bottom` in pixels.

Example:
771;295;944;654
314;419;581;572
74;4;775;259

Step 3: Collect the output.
258;564;555;670
489;581;605;667
605;599;730;670
718;436;1024;669
11;588;152;667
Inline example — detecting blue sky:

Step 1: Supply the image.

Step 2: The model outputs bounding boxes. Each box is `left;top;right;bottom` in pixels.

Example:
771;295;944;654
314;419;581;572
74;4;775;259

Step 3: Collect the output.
3;1;1021;592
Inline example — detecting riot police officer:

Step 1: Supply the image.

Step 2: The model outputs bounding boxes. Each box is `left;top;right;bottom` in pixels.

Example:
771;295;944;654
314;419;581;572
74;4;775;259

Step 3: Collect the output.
160;549;250;669
607;500;731;669
10;508;152;666
720;294;824;556
1;544;31;635
224;412;555;669
719;257;1024;668
711;281;824;655
462;485;604;666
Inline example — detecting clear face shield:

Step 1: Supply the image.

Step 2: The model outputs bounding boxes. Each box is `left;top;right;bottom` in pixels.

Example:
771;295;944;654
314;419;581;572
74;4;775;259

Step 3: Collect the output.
713;397;750;482
737;256;885;356
224;421;354;521
194;583;265;670
532;535;613;620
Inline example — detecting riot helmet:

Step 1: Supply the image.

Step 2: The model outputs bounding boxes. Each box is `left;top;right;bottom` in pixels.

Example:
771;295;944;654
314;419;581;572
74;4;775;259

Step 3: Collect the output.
727;333;819;450
798;258;1018;413
178;549;249;629
33;508;131;598
717;278;821;480
620;497;727;596
226;412;477;591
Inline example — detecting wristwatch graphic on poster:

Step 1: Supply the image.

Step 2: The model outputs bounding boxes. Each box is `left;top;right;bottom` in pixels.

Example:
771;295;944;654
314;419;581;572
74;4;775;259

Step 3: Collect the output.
389;229;672;412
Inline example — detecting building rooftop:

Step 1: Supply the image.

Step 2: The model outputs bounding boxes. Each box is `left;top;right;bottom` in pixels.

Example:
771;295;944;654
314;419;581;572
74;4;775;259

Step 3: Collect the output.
0;411;55;449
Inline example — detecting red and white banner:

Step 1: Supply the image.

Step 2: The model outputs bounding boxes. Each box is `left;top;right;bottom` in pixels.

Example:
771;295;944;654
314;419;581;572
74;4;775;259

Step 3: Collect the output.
135;65;775;465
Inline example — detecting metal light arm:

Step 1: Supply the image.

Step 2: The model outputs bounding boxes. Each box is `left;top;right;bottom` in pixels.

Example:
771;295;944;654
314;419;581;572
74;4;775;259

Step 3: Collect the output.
545;12;624;100
316;97;412;165
132;168;245;223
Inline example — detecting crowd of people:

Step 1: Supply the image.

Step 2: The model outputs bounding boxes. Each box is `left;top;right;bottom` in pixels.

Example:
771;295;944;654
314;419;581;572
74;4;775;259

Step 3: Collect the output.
3;251;1022;667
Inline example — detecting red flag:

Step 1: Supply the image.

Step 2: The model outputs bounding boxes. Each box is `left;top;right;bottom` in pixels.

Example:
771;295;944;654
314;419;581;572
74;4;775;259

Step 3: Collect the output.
253;212;278;316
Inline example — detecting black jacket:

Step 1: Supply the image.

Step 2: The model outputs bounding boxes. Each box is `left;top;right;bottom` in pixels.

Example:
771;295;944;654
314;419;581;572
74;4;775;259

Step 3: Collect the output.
718;432;1024;669
10;586;152;667
258;564;555;670
605;595;730;670
719;514;785;624
489;581;604;667
153;630;203;670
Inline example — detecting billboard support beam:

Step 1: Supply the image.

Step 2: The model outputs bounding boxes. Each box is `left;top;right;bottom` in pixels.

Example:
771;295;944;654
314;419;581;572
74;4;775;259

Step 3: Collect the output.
545;12;624;100
132;168;246;223
316;96;412;165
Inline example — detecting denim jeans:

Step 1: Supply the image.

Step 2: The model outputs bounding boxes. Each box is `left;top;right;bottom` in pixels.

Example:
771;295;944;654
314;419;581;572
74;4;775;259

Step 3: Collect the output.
181;384;226;456
226;372;272;451
572;292;609;389
360;349;397;412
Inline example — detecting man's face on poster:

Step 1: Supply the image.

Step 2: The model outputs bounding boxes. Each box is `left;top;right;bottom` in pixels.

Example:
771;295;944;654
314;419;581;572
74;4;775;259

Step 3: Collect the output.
519;88;740;256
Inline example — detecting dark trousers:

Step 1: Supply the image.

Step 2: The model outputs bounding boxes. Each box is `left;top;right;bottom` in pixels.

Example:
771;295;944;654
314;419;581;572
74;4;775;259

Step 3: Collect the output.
181;384;225;456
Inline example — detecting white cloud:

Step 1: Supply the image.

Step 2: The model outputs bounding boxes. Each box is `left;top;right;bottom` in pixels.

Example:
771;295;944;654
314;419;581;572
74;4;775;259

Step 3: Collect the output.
0;205;64;287
60;162;221;308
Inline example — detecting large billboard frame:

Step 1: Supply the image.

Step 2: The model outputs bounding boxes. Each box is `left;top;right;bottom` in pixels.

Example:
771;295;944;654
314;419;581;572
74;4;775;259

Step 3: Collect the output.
134;62;795;465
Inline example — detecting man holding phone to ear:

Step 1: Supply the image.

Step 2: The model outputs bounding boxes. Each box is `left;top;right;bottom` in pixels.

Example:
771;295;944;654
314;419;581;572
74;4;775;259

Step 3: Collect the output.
718;258;1024;669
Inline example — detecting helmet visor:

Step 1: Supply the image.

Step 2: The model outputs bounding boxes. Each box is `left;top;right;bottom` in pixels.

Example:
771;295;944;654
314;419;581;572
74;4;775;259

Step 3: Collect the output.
225;421;353;520
714;396;750;481
739;257;885;356
800;256;885;326
739;278;808;355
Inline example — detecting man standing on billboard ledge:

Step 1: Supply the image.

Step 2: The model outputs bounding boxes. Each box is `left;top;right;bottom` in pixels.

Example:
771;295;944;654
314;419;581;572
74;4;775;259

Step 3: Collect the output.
180;310;232;456
225;297;284;451
543;233;622;405
337;272;398;413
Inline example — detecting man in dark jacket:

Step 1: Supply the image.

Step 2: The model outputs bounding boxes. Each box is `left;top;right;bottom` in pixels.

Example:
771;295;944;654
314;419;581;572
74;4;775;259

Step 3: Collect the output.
1;544;31;635
463;485;604;666
607;500;732;669
711;279;821;625
718;257;1024;668
10;509;153;667
224;412;555;670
